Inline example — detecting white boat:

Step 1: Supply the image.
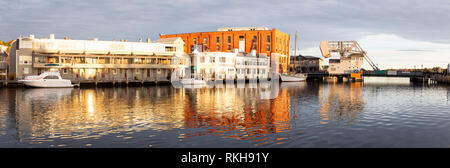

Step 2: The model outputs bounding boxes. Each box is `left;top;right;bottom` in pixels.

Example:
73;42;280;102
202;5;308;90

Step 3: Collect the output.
19;72;75;88
179;78;207;85
280;73;307;82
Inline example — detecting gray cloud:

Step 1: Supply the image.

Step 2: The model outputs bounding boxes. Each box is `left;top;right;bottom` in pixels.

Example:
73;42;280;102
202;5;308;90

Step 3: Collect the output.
1;0;450;50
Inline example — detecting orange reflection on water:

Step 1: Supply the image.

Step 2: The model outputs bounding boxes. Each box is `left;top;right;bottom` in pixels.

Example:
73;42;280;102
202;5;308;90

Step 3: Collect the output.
181;83;302;144
6;83;302;146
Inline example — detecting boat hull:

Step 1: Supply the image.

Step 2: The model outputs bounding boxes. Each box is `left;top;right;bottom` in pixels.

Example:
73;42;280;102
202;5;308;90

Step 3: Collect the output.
21;79;74;88
179;79;207;85
280;74;306;82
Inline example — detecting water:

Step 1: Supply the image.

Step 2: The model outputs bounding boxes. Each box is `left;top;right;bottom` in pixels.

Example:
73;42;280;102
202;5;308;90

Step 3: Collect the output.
0;78;449;147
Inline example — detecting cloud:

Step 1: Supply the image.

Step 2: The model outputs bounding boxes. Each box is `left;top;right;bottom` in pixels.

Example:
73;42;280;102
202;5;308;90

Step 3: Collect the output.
1;0;449;68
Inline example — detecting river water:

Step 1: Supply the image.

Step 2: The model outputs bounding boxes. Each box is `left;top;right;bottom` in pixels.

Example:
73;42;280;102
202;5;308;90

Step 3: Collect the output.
0;77;449;147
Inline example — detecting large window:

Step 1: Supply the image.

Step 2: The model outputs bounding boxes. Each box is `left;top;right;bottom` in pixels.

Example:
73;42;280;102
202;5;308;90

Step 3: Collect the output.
216;37;220;43
216;46;220;51
193;38;197;44
227;45;231;51
227;36;231;43
266;45;270;52
267;35;270;43
204;37;207;44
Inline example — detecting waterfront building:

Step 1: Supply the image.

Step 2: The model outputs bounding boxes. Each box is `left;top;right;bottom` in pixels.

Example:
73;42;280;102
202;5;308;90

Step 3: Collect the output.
289;55;323;73
189;50;237;81
328;54;364;74
159;27;290;74
8;34;189;83
188;49;269;81
0;45;7;79
237;50;269;81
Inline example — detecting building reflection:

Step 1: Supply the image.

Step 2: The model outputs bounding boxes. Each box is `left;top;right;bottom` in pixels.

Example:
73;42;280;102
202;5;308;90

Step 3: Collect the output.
11;87;187;143
5;82;306;145
318;82;364;124
181;82;307;144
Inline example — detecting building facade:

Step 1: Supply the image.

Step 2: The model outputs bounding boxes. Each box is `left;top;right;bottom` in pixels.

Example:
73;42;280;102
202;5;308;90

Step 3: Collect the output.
289;55;323;73
0;45;7;79
188;49;269;81
160;27;290;73
8;34;189;83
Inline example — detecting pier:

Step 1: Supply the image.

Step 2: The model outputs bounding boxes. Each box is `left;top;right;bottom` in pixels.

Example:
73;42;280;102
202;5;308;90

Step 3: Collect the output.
305;70;448;84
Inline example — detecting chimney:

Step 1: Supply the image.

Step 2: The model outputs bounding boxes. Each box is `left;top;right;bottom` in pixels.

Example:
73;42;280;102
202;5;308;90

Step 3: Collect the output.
147;38;151;43
64;36;68;40
29;34;35;39
50;34;55;39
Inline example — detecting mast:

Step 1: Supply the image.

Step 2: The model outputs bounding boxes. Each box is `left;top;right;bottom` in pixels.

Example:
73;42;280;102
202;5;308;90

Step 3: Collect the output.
294;30;298;73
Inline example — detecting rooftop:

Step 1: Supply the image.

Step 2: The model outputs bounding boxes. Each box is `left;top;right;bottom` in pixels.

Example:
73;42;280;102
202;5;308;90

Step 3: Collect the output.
217;27;269;31
155;37;182;44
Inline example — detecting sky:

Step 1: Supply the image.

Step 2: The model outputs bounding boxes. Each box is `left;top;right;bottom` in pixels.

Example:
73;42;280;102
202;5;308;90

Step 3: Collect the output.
1;0;449;69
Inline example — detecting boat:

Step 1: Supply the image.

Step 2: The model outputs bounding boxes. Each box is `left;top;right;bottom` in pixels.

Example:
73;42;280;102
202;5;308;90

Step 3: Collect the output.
19;72;75;88
279;30;307;82
280;73;307;82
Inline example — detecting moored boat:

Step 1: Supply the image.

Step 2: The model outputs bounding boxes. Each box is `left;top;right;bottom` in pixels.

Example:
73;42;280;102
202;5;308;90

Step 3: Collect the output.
280;73;307;82
19;72;75;88
179;78;207;85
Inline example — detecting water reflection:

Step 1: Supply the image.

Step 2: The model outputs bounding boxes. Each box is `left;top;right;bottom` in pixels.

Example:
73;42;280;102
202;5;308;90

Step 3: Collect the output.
1;80;450;147
318;82;364;124
2;82;309;146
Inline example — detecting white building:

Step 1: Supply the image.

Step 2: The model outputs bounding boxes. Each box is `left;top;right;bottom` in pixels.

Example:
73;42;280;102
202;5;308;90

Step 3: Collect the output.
1;45;7;78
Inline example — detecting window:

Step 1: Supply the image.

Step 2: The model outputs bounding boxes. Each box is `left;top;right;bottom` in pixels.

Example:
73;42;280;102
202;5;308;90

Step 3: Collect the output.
165;46;175;52
253;35;257;41
204;46;208;52
227;45;231;51
44;76;59;79
210;57;215;63
63;68;68;74
193;38;197;44
220;57;226;63
112;69;117;74
216;46;220;51
216;37;220;43
204;37;207;44
19;56;32;65
227;36;231;43
23;68;29;74
267;36;270;43
266;45;270;51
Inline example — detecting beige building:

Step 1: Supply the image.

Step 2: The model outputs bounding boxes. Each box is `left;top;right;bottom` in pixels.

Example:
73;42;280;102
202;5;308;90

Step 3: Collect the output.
8;34;189;83
328;54;364;74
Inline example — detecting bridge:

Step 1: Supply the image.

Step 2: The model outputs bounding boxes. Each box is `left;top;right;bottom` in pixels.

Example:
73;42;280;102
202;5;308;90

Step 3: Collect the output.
306;70;445;83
